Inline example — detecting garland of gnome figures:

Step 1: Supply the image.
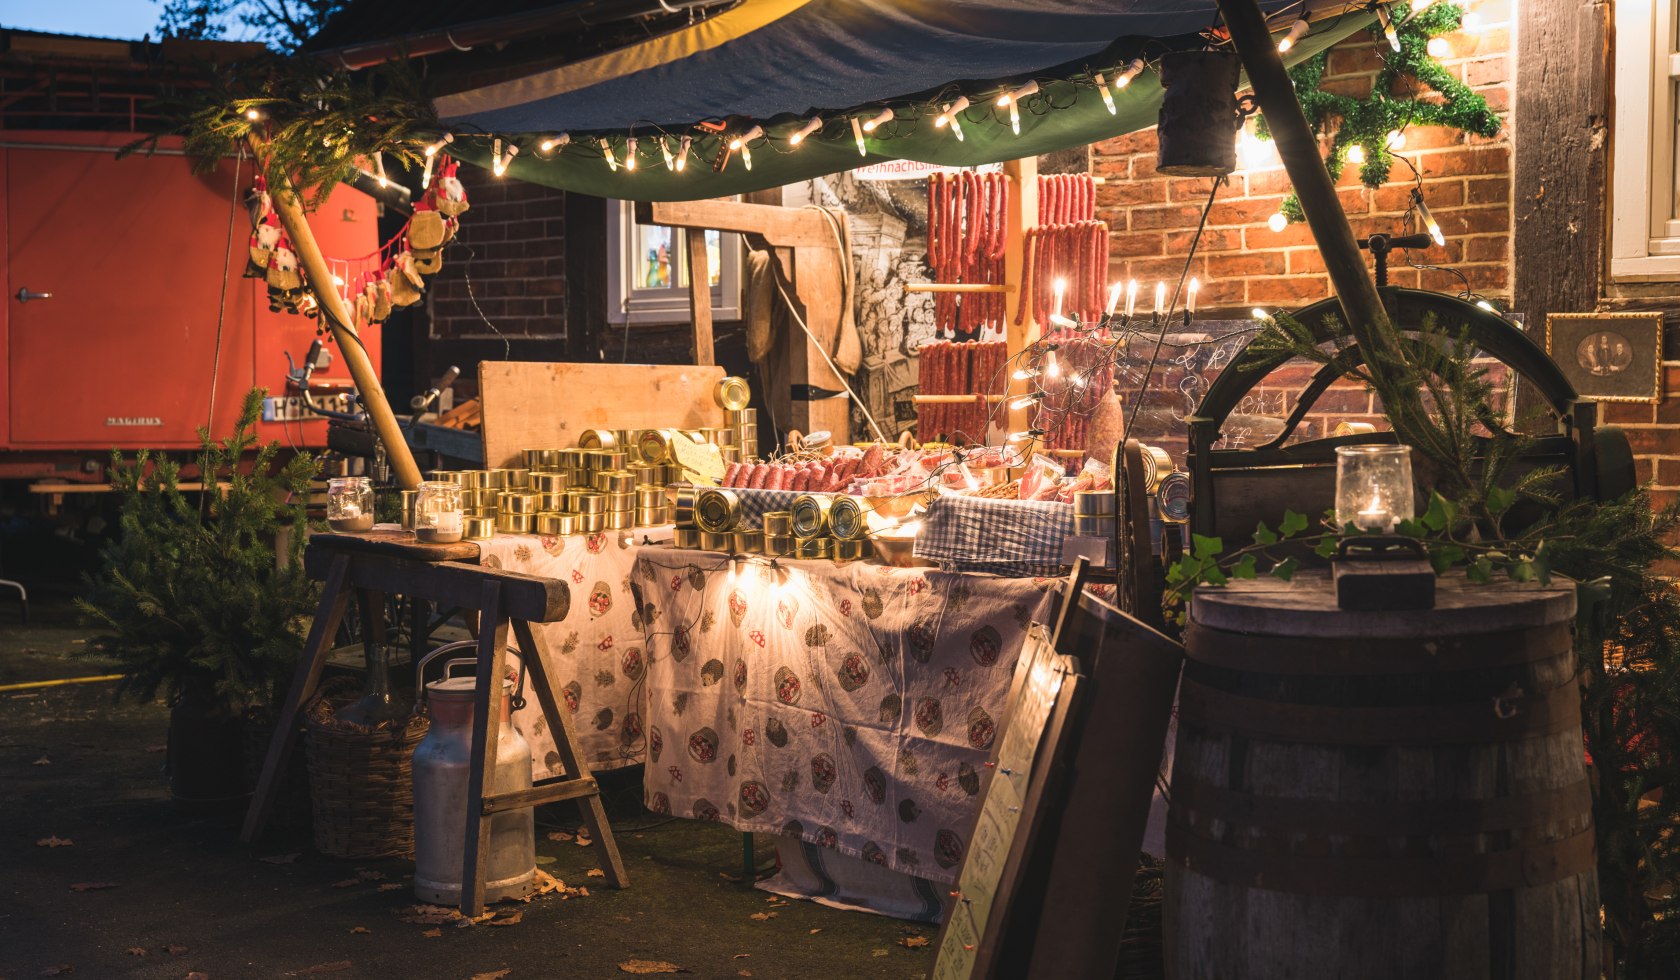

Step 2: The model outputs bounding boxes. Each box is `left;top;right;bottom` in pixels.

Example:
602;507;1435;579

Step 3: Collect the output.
243;156;471;324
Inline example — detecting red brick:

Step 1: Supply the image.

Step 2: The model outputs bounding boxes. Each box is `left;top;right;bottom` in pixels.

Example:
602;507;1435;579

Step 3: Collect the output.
1327;46;1386;77
1416;146;1510;179
1396;126;1469;152
1130;154;1160;181
1666;365;1680;394
1131;205;1204;230
1463;235;1508;263
1122;255;1207;281
1655;399;1680;424
1092;156;1131;178
1246;220;1316;249
1246;169;1296;195
1288;248;1327;274
1338;186;1370;214
1168;177;1222;203
1657;458;1680;486
1248;275;1329;303
1603;403;1658;425
1209;198;1288;227
1464;56;1509;87
1199;277;1246;307
1208;252;1287;277
1109;232;1166;257
1094;130;1155;156
1625;428;1680;455
1475;85;1512;113
1466;177;1510;205
1437;206;1509;235
1168;227;1243;252
1097;181;1167;206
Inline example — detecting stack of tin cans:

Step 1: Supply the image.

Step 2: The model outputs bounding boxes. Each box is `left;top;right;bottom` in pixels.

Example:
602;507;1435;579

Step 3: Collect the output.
423;449;673;539
670;489;872;563
714;375;757;461
1072;489;1115;538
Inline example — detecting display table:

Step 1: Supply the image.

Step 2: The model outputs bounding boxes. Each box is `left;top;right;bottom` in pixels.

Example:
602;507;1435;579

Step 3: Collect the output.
629;547;1059;889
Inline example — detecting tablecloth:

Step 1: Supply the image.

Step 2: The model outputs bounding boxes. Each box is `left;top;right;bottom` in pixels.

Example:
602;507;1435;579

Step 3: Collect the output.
478;528;670;778
629;547;1059;884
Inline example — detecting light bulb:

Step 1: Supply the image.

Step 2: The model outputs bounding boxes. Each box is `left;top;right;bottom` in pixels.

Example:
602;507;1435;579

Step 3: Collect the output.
677;136;691;172
1463;10;1484;31
1106;282;1124;315
944;105;966;141
1125;279;1138;317
851;116;867;157
1115;58;1146;88
1426;36;1451;58
1044;350;1061;379
1385;129;1405;150
728;125;763;150
373;151;388;187
1268;211;1289;232
660;138;675;170
1347;143;1366;164
539;133;570;154
934;97;969;128
625;137;638;171
1092;73;1118;114
1252;307;1273;322
492;139;519;177
1008;101;1021;135
788;116;822;145
1012;367;1040;381
1050;313;1078;329
1377;5;1400;52
1412;190;1446;247
1187;277;1200;314
861;108;894;133
1153;281;1165;315
245;108;262;121
1475;299;1497;313
996;80;1039;108
1052;278;1066;317
423;133;454;157
1009;394;1040;411
599;138;619;172
1278;18;1310;52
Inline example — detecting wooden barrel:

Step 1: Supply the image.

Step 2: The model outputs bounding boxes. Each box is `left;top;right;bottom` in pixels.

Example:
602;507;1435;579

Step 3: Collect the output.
1164;574;1598;980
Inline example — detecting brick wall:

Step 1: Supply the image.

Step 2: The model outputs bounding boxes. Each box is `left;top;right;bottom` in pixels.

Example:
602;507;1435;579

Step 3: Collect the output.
428;165;568;342
1092;0;1514;314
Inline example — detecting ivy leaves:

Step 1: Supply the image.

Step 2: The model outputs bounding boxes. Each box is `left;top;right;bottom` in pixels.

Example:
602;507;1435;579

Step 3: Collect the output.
1166;508;1313;596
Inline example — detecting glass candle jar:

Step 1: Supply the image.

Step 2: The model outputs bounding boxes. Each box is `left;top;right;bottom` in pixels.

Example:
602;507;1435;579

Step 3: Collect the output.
326;476;375;532
414;481;464;544
1335;444;1414;533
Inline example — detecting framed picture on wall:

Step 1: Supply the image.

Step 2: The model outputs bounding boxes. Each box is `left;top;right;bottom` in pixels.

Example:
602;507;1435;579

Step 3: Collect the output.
1545;312;1664;403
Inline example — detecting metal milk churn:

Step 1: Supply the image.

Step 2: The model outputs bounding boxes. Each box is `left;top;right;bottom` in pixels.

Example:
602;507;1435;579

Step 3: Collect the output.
412;641;536;904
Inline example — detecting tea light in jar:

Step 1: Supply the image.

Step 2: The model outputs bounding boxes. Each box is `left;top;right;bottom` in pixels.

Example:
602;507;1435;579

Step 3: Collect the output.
1357;483;1392;531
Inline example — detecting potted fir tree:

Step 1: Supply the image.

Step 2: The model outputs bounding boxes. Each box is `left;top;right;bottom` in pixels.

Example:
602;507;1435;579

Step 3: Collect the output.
80;388;318;803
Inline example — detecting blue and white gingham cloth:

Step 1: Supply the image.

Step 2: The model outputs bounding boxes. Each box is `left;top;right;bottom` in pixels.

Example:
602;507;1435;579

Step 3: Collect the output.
729;488;808;530
914;494;1073;577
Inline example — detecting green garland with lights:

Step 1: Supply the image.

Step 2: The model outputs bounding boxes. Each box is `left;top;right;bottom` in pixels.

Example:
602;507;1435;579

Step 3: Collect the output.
1261;1;1502;222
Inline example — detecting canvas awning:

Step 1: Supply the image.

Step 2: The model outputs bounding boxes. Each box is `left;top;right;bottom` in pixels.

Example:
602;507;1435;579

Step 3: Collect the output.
433;0;1372;200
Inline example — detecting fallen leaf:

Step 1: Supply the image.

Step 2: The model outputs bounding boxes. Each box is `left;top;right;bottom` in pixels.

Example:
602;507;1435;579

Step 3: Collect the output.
396;904;459;925
546;831;573;842
586;869;605;878
809;928;822;934
259;853;300;865
898;935;931;949
35;836;73;848
421;928;441;938
186;973;209;980
454;911;495;929
578;887;589;897
349;926;371;934
748;911;777;921
39;965;72;976
574;837;592;847
288;961;353;976
471;971;511;980
718;872;743;882
165;945;189;956
617;960;686;975
872;949;890;957
489;912;522;927
738;972;752;978
377;883;404;892
732;953;750;959
126;948;147;957
33;754;50;766
68;882;118;892
331;878;360;888
355;869;385;881
144;744;167;753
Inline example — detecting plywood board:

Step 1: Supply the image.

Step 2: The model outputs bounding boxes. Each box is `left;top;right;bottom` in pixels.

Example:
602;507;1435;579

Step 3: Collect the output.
478;361;728;468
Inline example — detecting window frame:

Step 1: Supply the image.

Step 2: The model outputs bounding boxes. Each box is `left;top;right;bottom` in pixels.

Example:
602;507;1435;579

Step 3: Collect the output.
1611;0;1680;279
605;199;742;325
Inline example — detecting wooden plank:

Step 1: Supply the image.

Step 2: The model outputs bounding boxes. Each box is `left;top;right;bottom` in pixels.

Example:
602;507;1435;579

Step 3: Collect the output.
641;198;837;248
241;554;352;842
460;582;509;917
482;777;601;814
686;226;715;366
302;548;571;625
310;529;481;563
477;361;727;468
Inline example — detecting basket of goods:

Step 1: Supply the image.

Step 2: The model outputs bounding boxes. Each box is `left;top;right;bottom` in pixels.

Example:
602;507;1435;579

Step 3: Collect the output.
303;676;429;859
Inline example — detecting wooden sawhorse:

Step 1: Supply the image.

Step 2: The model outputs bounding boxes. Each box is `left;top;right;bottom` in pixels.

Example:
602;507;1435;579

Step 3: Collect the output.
240;530;628;914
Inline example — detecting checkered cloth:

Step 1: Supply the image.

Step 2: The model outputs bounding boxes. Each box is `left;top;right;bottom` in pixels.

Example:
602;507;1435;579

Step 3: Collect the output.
914;494;1073;577
711;487;810;530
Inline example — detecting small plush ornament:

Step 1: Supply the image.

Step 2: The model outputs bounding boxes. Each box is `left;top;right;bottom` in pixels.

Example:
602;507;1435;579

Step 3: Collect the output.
244;176;271;229
412;247;443;276
388;252;424;307
247;217;281;277
433;158;469;218
371;276;393;321
296;291;319;319
408;209;447;251
354;283;373;326
266;237;306;312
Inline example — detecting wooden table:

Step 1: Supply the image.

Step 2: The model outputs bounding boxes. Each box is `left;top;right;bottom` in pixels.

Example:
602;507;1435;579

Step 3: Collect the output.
241;530;627;914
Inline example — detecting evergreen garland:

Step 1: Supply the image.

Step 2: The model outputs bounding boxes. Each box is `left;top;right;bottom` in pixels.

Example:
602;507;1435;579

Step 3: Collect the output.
1261;1;1502;222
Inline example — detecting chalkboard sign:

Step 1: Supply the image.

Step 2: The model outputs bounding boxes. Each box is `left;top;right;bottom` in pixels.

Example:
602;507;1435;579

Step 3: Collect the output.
931;625;1082;980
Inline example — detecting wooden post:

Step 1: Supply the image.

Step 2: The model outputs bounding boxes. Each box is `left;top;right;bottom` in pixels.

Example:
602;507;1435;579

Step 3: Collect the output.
685;227;715;366
1004;156;1040;439
256;144;424;490
1213;0;1399;363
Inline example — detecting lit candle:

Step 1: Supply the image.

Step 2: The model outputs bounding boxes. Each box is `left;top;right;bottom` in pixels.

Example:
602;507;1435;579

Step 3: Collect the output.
1153;281;1166;317
1357;483;1392;531
1125;279;1138;318
1106;282;1123;316
1186;277;1200;314
1052;278;1066;318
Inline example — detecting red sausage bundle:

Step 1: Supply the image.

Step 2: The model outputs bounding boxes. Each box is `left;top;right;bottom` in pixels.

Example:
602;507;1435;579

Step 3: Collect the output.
925;171;1010;339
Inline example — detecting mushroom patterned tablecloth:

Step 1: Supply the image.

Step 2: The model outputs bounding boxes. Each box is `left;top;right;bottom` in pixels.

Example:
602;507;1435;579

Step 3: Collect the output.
478;530;669;778
630;547;1058;884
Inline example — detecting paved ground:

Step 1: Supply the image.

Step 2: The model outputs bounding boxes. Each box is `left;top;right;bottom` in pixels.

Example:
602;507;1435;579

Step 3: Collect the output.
0;598;938;980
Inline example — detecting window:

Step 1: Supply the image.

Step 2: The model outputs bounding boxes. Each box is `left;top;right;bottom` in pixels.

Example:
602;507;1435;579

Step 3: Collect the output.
1612;0;1680;278
606;199;741;324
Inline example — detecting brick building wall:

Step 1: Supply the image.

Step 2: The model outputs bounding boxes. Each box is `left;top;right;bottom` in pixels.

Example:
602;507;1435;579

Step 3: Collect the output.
428;164;569;343
1092;0;1513;314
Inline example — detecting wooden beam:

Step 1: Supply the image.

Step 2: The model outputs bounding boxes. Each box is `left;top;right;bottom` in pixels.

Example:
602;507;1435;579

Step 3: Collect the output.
1214;0;1399;365
686;227;715;366
1004;155;1039;439
639;199;836;248
302;547;571;624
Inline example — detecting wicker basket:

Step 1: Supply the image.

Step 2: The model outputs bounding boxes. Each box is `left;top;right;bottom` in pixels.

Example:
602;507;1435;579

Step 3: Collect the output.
303;689;428;860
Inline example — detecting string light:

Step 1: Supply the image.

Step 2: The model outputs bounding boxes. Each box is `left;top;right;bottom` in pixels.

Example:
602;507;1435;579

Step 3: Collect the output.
1412;189;1446;246
599;138;619;172
539;133;570;154
935;97;969;141
1007;429;1046;441
1152;281;1166;316
997;80;1038;135
660;137;676;170
1125;279;1138;317
1462;10;1484;31
788;116;822;145
1277;18;1311;52
245;108;262;121
1252;308;1275;322
677;136;691;172
1091;73;1118;114
1186;277;1200;314
624;137;639;171
1043;347;1061;380
1376;4;1400;52
1115;58;1146;88
492;138;518;177
861;108;894;133
851;116;867;157
423;134;454;157
1475;298;1497;313
1106;282;1124;315
1050;313;1078;329
1268;211;1289;232
373;151;388;188
728;125;762;171
1009;393;1043;411
1426;36;1451;58
1052;278;1066;318
1012;367;1040;381
1385;128;1405;150
1347;143;1366;164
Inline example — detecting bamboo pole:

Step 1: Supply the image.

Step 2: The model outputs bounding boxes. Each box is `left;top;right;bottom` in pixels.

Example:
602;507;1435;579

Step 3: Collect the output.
257;148;424;490
1213;0;1399;363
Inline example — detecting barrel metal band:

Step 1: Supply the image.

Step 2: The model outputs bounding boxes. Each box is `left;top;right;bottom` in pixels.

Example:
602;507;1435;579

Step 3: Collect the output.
1176;673;1582;744
1165;822;1596;897
1185;621;1573;676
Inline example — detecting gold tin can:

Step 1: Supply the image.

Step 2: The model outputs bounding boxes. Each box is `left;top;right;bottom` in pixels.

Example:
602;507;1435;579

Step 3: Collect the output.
695;488;741;533
399;489;419;530
578;512;606;533
672;526;701;548
1073;489;1113;517
497;512;535;534
534;492;568;512
1140;444;1175;493
607;491;638;513
794;535;832;559
425;469;459;484
834;538;871;562
572;492;606;514
602;451;630;471
714;427;736;447
457;469;490;489
829;496;867;540
636;486;666;508
530;472;567;493
534;513;566;535
554;514;581;535
500;492;537;515
596;470;637;493
463;515;496;540
1074;515;1117;538
578;428;617;450
484;469;508;489
636;428;674;464
561;468;586;488
503;468;530;489
764;534;794;557
736;421;759;443
636;506;667;526
714;375;751;411
762;511;793;536
670;487;698;527
462;487;497;509
720;446;740;465
559;448;587;469
606;511;634;530
627;462;655;485
732;529;762;554
725;407;758;428
790;495;832;537
698;530;730;552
